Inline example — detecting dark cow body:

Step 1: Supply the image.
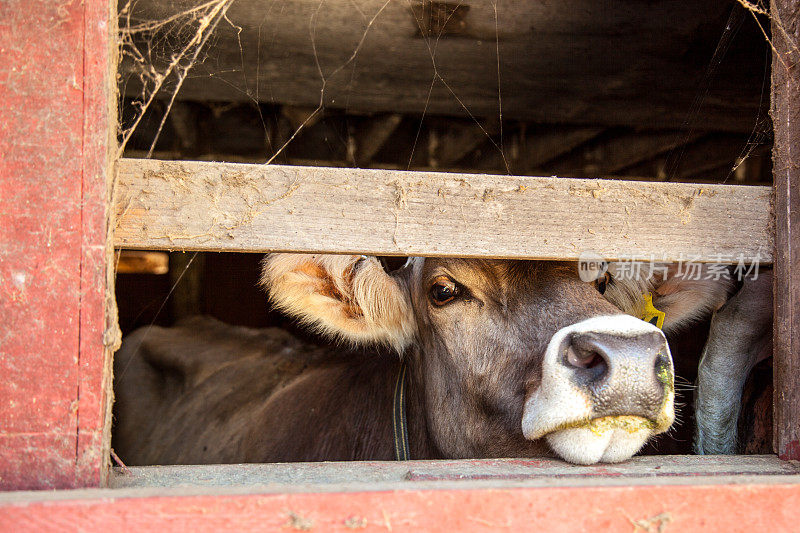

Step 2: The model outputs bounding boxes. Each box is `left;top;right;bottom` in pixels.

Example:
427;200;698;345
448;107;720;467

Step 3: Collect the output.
114;318;423;464
114;256;732;466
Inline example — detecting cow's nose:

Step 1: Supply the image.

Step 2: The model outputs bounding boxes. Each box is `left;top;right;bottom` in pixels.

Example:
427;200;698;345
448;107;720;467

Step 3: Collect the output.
560;330;672;420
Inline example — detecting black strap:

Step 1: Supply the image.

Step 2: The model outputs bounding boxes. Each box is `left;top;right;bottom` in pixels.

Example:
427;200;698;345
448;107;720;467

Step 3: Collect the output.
392;361;410;461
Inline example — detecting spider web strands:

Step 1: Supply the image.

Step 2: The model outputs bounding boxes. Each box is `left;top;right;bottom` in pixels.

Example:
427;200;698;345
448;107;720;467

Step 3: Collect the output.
117;0;768;176
117;0;235;158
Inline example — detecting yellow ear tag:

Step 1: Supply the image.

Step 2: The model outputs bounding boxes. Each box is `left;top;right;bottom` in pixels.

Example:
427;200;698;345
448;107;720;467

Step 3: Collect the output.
640;293;665;329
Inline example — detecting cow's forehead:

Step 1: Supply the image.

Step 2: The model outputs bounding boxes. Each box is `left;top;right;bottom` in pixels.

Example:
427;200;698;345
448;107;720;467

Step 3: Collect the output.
410;258;580;286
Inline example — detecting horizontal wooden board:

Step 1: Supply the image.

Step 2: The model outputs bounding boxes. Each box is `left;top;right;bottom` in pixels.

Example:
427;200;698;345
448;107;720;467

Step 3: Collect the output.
116;251;169;275
114;158;773;262
107;456;799;490
120;0;767;131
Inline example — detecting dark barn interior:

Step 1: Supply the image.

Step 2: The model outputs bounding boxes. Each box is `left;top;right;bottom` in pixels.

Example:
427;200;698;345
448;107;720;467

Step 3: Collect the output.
115;0;774;456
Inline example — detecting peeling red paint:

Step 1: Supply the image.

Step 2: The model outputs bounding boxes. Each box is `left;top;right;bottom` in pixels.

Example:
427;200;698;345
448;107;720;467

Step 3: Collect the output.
5;483;800;531
780;441;800;461
0;0;113;490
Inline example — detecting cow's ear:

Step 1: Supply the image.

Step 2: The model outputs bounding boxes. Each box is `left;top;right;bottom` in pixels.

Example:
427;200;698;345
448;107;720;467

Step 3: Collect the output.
604;263;736;334
261;253;415;352
650;265;737;333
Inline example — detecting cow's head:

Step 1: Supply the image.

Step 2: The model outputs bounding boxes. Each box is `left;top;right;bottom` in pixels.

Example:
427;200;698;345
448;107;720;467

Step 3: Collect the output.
262;254;731;464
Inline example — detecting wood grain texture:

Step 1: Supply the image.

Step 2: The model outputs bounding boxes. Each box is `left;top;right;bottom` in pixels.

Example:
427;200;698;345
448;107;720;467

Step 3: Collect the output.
771;0;800;461
114;158;773;262
107;456;800;489
77;0;119;491
120;0;766;131
116;251;169;275
0;0;116;490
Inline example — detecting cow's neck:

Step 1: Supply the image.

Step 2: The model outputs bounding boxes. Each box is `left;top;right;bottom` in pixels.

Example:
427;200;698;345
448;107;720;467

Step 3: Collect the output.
285;349;440;462
402;354;442;460
341;350;440;461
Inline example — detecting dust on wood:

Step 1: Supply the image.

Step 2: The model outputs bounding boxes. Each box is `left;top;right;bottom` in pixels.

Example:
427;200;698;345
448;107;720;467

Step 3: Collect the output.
343;516;368;529
285;510;313;530
115;159;773;262
631;511;673;533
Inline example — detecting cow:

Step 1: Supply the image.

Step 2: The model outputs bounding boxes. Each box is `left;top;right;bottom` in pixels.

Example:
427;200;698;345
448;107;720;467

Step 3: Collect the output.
113;254;734;466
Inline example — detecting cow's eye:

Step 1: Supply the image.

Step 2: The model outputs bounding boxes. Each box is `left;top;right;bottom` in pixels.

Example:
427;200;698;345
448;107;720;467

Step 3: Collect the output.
430;278;460;305
595;272;612;295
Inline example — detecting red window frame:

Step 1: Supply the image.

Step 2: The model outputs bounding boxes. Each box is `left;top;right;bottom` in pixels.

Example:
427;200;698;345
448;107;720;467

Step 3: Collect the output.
1;0;799;526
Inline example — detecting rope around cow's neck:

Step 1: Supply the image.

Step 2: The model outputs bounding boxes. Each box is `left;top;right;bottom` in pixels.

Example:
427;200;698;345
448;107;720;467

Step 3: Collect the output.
393;361;410;461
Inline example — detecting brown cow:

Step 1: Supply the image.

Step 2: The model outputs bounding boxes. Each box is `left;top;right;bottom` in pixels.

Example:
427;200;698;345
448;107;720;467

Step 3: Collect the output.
113;254;732;465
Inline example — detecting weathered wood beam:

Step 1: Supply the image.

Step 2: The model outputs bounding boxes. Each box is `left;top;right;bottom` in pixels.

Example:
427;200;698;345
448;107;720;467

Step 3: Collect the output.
525;127;606;170
114;158;772;262
429;122;494;168
4;458;800;530
104;456;800;490
622;135;752;181
116;251;169;275
546;131;709;178
771;0;800;460
120;0;766;131
121;148;772;184
0;0;116;491
353;114;402;165
598;131;703;175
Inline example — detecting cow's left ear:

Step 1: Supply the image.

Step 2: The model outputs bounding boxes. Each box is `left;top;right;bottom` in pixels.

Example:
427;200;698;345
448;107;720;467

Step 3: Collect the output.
650;265;737;333
604;263;737;334
261;253;415;352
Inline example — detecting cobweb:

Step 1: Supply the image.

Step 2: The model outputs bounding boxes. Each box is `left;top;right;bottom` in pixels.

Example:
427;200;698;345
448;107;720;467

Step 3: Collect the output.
118;0;237;158
116;0;793;184
117;0;515;173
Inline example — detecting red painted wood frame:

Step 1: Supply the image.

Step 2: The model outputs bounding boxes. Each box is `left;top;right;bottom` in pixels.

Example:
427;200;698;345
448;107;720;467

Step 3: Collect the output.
0;0;116;490
0;0;799;519
3;482;800;532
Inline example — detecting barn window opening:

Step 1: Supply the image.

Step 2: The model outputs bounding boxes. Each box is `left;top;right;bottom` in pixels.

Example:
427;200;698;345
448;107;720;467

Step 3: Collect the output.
112;0;776;471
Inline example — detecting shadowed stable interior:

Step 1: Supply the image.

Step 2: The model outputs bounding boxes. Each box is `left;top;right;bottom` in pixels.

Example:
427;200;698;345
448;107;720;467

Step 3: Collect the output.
115;0;774;459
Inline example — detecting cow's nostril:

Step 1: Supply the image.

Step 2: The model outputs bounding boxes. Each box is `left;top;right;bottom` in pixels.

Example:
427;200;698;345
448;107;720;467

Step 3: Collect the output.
565;342;609;382
566;346;604;370
654;353;672;387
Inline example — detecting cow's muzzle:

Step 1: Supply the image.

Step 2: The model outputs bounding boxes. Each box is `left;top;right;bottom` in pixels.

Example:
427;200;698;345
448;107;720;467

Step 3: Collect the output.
521;315;674;464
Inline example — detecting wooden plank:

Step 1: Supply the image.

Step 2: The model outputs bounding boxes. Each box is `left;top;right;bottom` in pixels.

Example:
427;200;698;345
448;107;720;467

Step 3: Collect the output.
106;456;800;490
168;252;205;320
121;0;766;132
546;131;701;177
353;114;403;165
771;0;800;460
114;158;773;262
4;462;800;531
523;127;605;171
116;251;169;275
0;0;116;490
76;0;118;490
429;121;497;168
